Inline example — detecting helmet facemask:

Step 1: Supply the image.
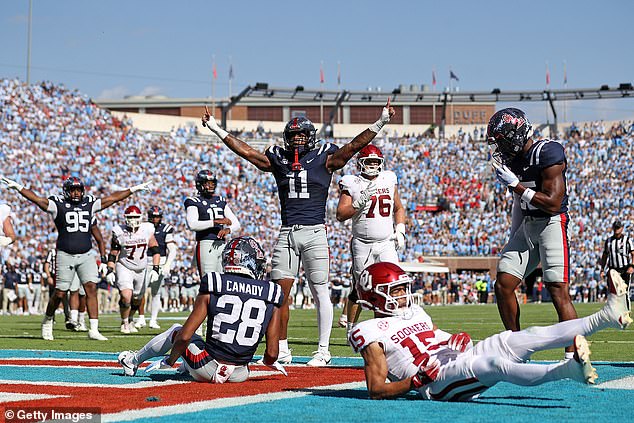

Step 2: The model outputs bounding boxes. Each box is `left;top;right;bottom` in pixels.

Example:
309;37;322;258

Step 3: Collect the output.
358;157;384;177
125;214;142;231
357;275;414;317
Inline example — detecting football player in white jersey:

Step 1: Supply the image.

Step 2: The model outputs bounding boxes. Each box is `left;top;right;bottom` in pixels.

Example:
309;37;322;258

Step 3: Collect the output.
0;204;16;247
350;262;632;401
106;206;161;334
336;145;406;332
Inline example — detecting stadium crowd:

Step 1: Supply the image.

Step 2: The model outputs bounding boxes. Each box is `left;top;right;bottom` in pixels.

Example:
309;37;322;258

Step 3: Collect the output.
0;78;632;314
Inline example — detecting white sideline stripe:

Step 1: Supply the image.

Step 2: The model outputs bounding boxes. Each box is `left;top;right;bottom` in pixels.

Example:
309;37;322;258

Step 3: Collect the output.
0;393;67;403
594;376;634;390
102;381;366;422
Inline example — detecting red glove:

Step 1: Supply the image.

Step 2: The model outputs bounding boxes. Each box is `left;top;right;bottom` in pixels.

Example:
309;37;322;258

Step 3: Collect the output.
447;332;472;352
411;355;441;388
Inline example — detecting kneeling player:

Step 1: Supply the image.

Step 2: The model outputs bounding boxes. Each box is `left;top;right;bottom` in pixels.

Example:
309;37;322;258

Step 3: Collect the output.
106;206;160;334
118;237;286;383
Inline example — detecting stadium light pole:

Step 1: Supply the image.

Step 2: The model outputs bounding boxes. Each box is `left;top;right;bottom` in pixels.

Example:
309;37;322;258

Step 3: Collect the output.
26;0;33;84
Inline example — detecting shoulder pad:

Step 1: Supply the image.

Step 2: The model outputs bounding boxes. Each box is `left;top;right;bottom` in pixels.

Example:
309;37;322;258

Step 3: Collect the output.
112;224;124;237
84;194;96;202
163;224;174;234
530;140;565;168
184;196;199;206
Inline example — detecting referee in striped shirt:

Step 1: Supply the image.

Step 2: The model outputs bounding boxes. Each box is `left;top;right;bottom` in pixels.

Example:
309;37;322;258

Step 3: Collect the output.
599;220;634;291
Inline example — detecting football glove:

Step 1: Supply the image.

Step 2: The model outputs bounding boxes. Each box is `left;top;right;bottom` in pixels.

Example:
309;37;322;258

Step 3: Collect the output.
1;176;24;191
98;262;108;278
266;360;288;377
0;236;13;247
411;355;441;388
368;99;393;133
130;181;152;193
395;223;406;252
106;270;116;286
491;160;519;188
149;266;160;284
202;106;229;139
352;182;377;210
145;357;173;373
447;332;472;353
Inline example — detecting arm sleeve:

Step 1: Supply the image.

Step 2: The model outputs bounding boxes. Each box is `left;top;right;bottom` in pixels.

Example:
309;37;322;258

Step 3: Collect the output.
186;206;215;231
223;205;241;234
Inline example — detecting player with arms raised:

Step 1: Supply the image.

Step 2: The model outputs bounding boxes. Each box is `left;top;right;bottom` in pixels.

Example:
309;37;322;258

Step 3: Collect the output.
1;176;151;340
106;205;161;334
118;237;286;383
336;144;406;332
350;262;631;401
203;100;394;366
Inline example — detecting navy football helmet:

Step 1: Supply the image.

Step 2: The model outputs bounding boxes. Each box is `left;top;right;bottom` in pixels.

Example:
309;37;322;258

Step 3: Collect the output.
486;108;532;163
62;177;85;203
195;170;217;197
222;237;266;280
148;206;163;224
283;117;317;153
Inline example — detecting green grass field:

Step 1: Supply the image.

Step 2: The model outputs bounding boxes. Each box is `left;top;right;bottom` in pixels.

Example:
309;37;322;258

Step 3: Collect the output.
1;302;631;361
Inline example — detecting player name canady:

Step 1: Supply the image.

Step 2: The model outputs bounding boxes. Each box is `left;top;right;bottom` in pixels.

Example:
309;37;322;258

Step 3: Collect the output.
390;321;433;343
225;280;263;296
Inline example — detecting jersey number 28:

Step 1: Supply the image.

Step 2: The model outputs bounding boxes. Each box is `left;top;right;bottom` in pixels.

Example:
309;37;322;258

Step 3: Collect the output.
212;295;267;347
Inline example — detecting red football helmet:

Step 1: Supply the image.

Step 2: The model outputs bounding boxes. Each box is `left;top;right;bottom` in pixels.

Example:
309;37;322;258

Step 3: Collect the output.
124;205;142;230
356;262;413;316
357;145;384;177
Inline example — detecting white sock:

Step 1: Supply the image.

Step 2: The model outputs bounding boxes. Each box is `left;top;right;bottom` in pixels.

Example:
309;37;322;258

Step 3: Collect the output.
309;283;333;351
134;324;181;365
150;295;161;321
89;319;99;332
279;339;289;352
138;314;145;321
78;312;85;323
70;309;78;322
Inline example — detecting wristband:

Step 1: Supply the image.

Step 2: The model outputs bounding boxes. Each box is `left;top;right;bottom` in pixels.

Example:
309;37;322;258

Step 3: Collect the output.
368;120;385;134
521;188;535;204
213;127;229;140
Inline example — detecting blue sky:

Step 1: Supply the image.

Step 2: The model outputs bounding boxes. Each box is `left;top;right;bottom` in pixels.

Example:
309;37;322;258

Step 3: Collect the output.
2;0;633;123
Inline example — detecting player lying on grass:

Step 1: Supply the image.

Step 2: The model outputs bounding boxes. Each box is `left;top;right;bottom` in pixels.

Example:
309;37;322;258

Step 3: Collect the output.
118;237;287;383
349;262;632;401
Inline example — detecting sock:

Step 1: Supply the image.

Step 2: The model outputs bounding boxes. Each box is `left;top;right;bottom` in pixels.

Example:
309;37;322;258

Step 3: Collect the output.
564;351;575;360
309;283;333;351
89;319;99;332
138;314;145;322
279;339;289;352
134;324;182;365
150;295;161;321
78;312;85;323
70;309;78;322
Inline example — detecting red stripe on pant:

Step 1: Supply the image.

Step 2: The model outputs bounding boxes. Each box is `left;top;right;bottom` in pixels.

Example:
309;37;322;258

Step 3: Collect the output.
196;241;202;278
560;213;569;284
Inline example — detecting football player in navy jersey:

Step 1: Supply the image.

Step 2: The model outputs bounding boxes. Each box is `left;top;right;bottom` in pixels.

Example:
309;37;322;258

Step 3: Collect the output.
202;101;394;366
185;170;241;277
136;206;178;329
487;108;578;359
1;175;151;341
118;236;286;383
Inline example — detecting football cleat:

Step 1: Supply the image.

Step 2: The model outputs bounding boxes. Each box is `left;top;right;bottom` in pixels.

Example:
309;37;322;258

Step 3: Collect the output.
118;351;138;376
338;314;348;328
120;323;131;334
88;330;108;341
604;270;633;330
149;320;161;329
134;318;147;329
42;318;54;341
65;319;78;331
76;320;88;332
306;349;331;367
128;323;139;333
573;335;597;385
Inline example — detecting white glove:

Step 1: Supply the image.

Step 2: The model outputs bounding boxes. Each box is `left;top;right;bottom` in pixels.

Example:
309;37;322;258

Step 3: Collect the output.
352;182;377;210
394;223;406;252
491;160;519;188
162;262;172;277
1;176;24;191
202;108;229;139
130;181;152;193
0;236;13;247
368;102;392;133
106;271;116;286
266;360;288;377
149;267;160;284
98;262;108;278
145;357;174;373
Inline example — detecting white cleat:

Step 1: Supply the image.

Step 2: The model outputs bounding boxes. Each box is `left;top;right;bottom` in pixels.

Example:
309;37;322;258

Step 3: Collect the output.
606;270;633;330
120;323;130;334
128;323;139;333
134;319;146;329
118;351;138;376
41;318;54;341
76;320;88;332
306;349;331;367
338;315;348;328
148;320;161;329
88;329;108;341
573;335;597;385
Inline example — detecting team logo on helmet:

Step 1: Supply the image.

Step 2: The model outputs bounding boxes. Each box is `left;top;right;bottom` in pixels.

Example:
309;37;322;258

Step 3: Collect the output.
356;262;414;317
487;107;532;164
283;117;317;153
221;237;266;280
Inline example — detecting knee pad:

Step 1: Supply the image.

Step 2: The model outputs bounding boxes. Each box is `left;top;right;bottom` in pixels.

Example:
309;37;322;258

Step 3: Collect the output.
119;299;131;310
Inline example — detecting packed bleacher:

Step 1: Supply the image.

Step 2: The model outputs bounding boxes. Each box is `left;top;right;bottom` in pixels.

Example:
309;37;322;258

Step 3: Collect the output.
1;77;632;313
